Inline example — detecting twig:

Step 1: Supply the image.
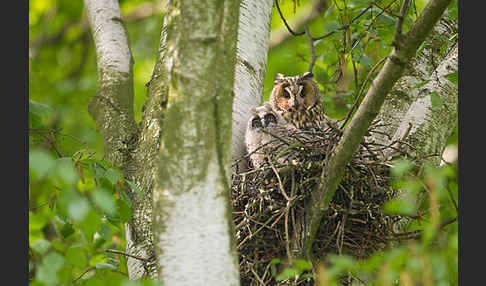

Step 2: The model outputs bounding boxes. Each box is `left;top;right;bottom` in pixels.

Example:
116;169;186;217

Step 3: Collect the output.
340;56;387;129
105;249;149;262
446;184;458;213
393;0;412;47
305;26;316;73
72;267;95;283
274;0;305;36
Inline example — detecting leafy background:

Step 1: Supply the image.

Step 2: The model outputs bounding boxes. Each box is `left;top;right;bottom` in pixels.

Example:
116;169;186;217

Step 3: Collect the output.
29;0;458;285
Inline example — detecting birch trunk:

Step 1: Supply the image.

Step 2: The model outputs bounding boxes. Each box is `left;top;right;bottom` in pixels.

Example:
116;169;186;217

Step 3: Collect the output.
374;16;458;149
232;0;273;173
152;1;242;285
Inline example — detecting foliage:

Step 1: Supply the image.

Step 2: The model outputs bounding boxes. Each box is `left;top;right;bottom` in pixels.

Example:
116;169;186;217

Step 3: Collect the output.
29;100;157;285
271;159;458;286
29;0;457;285
29;2;163;283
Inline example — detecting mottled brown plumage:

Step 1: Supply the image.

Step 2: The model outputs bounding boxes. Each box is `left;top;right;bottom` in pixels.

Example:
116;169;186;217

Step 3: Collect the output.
269;72;326;130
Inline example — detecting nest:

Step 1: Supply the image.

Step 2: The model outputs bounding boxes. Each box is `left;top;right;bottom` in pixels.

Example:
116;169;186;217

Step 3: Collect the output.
231;121;403;286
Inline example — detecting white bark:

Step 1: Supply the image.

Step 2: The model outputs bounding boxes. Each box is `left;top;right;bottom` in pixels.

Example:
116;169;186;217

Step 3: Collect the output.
374;17;457;147
154;159;239;285
84;0;132;80
388;45;458;163
232;0;273;173
153;0;242;284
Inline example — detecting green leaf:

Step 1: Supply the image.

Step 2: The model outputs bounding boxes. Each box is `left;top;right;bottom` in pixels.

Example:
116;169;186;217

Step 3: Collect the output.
328;254;356;271
116;199;132;223
375;13;396;26
58;189;91;222
447;0;458;20
413;79;431;89
119;189;132;208
29;149;56;178
52;157;79;187
95;262;118;270
89;254;107;267
29;99;53;119
125;179;144;199
294;259;313;271
444;71;458;85
91;188;117;216
69;195;91;222
30;239;51;255
359;252;385;273
66;246;87;269
275;267;299;281
324;21;340;32
104;168;124;185
359;54;374;68
382;197;416;216
60;222;75;238
391;159;413;177
36;252;65;286
80;209;102;241
430;91;443;108
99;223;113;241
416;41;427;57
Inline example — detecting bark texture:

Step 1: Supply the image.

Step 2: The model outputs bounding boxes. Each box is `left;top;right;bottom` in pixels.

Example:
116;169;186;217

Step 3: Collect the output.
232;0;273;173
152;1;242;285
124;21;170;280
374;16;458;148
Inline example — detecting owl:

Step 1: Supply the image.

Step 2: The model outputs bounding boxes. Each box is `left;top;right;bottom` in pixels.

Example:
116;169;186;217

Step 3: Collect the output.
245;103;290;169
269;72;326;130
245;102;313;169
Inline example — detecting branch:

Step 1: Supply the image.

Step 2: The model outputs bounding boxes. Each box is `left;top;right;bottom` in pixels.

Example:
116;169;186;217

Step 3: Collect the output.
393;0;411;47
304;0;452;254
274;0;305;36
305;26;317;73
269;0;327;48
84;0;138;168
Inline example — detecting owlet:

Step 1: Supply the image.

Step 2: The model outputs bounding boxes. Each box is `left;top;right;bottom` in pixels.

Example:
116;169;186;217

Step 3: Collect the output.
245;102;307;169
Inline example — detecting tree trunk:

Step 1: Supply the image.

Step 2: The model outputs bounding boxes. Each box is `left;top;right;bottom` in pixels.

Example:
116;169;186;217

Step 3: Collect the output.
151;0;242;285
232;0;273;173
374;16;458;150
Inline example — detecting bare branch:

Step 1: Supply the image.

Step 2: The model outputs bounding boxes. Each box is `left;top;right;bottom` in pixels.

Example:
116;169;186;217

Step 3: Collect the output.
393;0;412;47
305;26;317;73
274;0;306;36
270;0;327;48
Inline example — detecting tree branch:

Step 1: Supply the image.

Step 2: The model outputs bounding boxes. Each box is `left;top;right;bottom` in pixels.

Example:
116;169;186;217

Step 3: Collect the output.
304;0;452;255
270;0;327;49
84;0;138;168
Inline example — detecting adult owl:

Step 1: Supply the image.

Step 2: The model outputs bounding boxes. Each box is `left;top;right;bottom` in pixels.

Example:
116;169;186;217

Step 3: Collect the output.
245;102;308;169
269;72;326;130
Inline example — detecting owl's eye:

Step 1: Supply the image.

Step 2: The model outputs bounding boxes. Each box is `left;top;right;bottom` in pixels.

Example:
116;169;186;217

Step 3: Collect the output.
282;90;290;99
264;114;277;124
252;117;262;128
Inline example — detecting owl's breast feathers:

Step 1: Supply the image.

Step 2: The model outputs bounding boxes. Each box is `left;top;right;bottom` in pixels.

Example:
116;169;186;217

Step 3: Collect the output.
282;103;326;130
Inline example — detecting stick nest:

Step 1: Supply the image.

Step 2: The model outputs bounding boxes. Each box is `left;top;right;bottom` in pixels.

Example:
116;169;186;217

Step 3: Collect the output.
231;121;403;286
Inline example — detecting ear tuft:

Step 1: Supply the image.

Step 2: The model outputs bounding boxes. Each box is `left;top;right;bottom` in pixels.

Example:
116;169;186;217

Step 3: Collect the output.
301;72;314;80
274;73;284;83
